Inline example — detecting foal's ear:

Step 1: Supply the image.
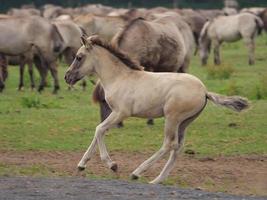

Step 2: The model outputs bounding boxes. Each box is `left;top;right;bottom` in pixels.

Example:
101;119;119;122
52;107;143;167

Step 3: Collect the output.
80;36;92;50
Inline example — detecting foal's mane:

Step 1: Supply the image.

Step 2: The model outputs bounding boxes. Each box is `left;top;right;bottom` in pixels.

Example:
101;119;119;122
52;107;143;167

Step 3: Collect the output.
112;17;145;47
90;37;143;71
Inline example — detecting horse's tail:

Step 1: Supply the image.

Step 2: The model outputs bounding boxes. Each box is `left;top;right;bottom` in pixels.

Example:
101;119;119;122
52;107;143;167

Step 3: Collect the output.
199;20;211;42
206;92;249;112
92;81;105;103
254;16;264;35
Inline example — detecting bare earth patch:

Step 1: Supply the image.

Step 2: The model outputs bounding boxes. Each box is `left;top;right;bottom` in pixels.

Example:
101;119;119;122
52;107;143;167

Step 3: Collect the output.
0;150;266;197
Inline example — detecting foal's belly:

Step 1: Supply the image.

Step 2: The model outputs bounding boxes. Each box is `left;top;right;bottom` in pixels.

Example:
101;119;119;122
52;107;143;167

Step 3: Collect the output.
131;101;165;118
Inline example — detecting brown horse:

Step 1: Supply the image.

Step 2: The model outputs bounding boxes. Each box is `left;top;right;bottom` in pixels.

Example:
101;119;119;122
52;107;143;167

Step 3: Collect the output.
93;15;191;126
65;35;248;184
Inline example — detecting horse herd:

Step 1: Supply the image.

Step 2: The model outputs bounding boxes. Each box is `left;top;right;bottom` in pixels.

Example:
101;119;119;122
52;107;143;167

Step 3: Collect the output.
0;4;267;94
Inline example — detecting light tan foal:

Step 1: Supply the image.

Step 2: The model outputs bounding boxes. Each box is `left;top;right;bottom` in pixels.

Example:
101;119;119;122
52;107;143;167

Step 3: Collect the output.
65;36;248;184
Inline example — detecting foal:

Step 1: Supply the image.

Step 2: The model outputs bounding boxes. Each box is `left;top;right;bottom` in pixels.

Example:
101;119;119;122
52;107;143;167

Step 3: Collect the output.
65;36;248;184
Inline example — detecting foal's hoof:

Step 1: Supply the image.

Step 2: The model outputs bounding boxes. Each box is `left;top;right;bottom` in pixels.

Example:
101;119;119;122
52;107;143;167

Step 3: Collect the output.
77;166;85;171
110;163;118;172
130;173;139;180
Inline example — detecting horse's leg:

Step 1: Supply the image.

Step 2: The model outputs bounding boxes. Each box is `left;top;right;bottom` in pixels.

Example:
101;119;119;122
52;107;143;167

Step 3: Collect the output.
81;80;87;91
78;112;124;171
244;37;255;65
18;59;25;91
48;61;60;94
131;119;178;179
34;56;47;92
0;54;6;92
214;40;221;65
28;60;35;90
150;98;207;184
149;108;203;184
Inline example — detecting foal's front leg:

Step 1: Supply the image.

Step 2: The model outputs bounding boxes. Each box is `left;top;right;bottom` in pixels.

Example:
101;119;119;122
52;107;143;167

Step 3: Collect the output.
78;112;124;171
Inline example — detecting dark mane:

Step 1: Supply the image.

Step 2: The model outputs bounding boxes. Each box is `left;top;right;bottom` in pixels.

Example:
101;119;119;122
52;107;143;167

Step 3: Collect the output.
113;17;145;47
90;37;143;71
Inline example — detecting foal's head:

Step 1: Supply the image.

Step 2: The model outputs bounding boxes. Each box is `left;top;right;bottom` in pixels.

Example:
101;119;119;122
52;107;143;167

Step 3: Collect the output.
65;35;97;85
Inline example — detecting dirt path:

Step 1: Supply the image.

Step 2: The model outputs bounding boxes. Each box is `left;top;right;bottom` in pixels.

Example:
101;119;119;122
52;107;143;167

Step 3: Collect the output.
0;150;267;196
0;177;266;200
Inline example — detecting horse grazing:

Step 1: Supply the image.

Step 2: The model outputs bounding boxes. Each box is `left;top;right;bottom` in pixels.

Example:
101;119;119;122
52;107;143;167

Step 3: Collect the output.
199;13;263;66
65;36;249;184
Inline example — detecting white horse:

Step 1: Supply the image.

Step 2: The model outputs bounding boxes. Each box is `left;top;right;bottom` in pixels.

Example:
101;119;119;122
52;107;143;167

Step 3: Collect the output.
199;13;263;66
65;36;248;184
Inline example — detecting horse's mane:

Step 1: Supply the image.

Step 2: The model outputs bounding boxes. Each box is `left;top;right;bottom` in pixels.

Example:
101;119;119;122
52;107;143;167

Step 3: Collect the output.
112;17;145;47
90;36;143;71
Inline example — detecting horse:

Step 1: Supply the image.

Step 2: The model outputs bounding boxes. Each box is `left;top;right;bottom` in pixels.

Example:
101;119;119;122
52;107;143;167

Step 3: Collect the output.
0;16;64;93
199;13;263;66
64;35;248;184
93;15;191;126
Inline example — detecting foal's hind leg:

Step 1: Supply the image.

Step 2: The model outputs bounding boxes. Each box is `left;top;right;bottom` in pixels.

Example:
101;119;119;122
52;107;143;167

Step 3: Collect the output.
149;109;203;184
78;112;125;171
131;119;178;179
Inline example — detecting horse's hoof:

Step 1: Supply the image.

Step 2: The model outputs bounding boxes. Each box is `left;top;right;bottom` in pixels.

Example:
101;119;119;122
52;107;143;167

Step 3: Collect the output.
116;122;124;128
77;166;85;171
130;173;139;180
147;119;154;126
110;163;118;172
38;86;44;93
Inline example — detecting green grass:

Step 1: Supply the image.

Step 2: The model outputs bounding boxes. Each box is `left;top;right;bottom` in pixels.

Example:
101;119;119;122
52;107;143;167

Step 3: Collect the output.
0;35;267;158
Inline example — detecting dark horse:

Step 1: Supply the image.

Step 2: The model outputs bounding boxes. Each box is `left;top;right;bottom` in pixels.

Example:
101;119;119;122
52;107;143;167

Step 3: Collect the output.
93;16;192;126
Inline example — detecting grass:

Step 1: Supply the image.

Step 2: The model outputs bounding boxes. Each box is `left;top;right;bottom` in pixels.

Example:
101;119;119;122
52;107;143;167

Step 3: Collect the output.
0;35;267;175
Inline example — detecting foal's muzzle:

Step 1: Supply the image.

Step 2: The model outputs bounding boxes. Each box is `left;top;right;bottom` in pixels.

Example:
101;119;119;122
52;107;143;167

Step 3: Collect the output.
64;70;82;85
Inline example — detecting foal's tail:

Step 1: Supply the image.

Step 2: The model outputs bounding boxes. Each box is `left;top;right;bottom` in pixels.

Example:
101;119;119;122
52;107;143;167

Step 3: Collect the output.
206;92;249;112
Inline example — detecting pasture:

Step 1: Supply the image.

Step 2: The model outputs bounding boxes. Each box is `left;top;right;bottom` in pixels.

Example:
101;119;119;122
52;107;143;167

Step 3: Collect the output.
0;35;267;196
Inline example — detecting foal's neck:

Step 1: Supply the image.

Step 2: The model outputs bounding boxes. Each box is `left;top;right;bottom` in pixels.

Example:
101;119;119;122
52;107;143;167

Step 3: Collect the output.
93;46;133;89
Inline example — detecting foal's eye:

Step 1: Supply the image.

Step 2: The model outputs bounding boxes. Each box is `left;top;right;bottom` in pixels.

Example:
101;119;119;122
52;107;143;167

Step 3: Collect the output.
76;56;82;61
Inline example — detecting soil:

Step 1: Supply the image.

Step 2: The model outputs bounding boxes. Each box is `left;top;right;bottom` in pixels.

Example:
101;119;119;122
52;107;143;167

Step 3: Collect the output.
0;150;266;198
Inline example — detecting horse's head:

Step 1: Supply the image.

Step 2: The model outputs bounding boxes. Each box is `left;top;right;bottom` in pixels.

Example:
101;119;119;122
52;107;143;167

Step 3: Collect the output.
65;35;97;85
198;21;212;66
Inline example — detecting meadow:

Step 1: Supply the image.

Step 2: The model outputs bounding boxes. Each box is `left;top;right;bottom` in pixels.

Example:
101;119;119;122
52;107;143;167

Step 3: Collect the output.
0;35;267;195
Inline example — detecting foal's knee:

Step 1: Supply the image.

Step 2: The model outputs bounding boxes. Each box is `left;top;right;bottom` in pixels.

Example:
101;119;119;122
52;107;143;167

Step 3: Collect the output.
95;125;106;139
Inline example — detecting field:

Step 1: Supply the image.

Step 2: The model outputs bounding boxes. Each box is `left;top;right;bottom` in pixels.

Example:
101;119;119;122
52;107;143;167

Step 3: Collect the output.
0;36;267;196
